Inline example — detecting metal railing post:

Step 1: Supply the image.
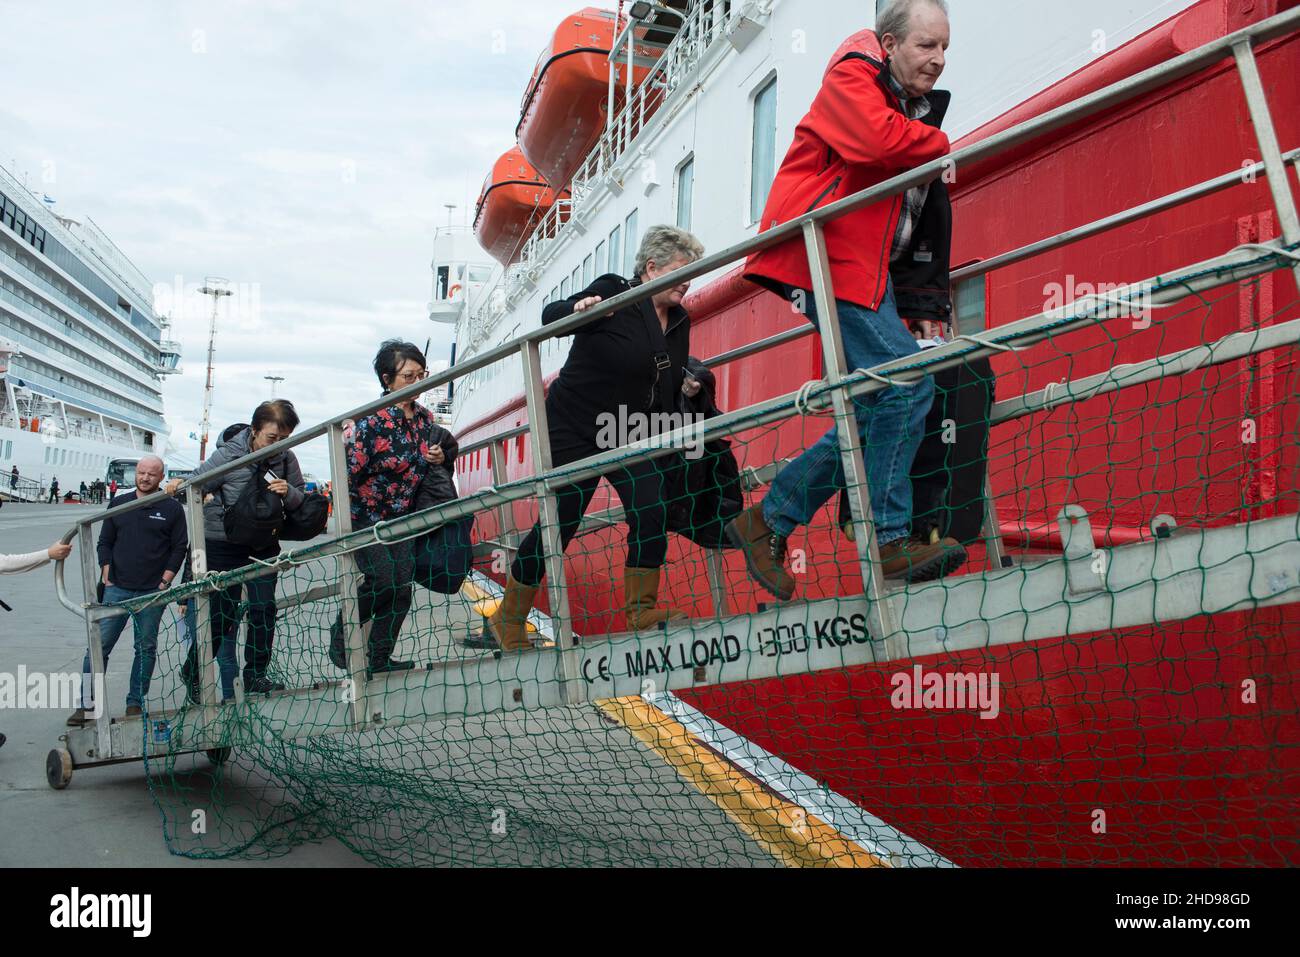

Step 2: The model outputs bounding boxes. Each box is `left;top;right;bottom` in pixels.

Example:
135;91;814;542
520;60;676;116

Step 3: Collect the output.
802;220;899;642
980;473;1009;569
705;548;729;617
1232;40;1300;290
77;525;111;758
328;423;369;727
519;341;579;694
488;439;516;550
184;496;220;710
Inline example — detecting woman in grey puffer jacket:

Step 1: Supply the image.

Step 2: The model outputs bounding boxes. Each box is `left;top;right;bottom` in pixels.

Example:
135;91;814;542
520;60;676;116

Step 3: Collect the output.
170;400;305;697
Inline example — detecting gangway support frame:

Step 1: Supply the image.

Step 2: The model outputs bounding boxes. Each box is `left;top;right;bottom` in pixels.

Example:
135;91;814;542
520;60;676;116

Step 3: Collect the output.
54;510;1300;771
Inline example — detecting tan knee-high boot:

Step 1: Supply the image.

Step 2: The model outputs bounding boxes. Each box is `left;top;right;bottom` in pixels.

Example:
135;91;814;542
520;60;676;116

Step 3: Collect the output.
487;575;540;652
624;567;687;631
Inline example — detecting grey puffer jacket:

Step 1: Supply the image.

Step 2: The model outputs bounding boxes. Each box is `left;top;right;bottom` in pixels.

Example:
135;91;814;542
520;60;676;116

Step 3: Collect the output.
190;425;306;544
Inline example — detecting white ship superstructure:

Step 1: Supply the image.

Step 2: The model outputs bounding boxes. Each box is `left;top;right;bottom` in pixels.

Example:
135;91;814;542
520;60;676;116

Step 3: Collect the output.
0;162;179;500
439;0;1201;431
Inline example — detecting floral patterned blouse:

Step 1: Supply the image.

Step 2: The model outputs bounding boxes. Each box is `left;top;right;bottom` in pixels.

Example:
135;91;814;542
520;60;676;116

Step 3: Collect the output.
347;403;435;528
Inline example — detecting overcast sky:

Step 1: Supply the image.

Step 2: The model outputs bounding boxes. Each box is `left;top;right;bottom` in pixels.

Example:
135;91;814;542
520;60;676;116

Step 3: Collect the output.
1;0;580;476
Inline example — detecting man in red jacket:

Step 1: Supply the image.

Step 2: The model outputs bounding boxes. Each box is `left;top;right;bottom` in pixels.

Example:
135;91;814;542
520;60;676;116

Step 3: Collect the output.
727;0;966;599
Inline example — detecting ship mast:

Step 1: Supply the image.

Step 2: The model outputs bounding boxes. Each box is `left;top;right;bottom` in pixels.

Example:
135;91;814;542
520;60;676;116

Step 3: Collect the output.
197;278;232;461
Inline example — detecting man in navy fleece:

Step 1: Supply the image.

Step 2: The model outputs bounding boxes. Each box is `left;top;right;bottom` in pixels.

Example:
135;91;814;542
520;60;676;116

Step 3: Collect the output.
68;455;187;725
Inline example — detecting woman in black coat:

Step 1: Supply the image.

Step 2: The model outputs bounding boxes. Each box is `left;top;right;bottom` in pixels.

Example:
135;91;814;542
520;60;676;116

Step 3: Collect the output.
486;224;705;652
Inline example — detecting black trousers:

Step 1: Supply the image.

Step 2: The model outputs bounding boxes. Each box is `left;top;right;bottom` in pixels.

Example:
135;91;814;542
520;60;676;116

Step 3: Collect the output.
511;445;670;587
354;539;416;662
206;537;280;681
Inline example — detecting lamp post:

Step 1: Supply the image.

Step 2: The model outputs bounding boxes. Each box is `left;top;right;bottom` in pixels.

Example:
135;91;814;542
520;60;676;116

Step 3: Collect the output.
197;279;232;461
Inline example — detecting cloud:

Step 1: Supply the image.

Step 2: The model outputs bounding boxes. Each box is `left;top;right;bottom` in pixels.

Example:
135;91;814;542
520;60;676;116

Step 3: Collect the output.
4;0;583;474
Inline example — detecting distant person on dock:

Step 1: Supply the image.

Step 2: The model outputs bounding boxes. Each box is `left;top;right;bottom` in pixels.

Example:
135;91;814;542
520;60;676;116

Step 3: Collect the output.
728;0;966;598
329;341;449;674
47;477;59;504
109;479;118;500
484;225;705;653
79;481;88;502
8;466;16;490
1;540;74;751
68;456;186;725
167;401;306;697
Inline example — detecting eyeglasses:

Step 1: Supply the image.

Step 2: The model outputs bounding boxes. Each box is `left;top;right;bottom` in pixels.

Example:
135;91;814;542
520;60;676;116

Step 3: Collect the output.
394;371;427;383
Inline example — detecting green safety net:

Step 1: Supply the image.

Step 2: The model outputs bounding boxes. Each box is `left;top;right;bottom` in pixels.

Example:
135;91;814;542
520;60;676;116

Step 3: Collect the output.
92;263;1298;867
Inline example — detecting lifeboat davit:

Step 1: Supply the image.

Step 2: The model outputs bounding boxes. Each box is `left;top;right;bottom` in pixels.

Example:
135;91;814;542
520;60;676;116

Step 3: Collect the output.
473;147;568;267
516;7;662;189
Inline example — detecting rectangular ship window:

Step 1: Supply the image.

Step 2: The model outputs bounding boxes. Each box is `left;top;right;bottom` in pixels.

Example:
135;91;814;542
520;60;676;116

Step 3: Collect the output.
623;209;638;275
953;273;987;336
676;156;694;231
607;225;621;279
750;75;779;225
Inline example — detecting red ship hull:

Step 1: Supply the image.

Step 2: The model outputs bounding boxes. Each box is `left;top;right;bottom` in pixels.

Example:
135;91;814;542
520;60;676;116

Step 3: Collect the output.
455;0;1300;865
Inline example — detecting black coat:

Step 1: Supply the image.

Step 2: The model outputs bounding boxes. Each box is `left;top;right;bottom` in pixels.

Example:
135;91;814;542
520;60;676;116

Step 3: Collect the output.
666;357;744;549
411;423;459;512
890;88;953;324
541;273;691;455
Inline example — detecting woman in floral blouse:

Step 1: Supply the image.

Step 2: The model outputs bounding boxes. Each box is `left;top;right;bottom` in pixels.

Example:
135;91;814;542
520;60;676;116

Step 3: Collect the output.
329;340;447;675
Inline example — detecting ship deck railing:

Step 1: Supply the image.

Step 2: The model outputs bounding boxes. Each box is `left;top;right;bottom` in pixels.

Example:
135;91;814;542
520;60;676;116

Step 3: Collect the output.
47;6;1300;777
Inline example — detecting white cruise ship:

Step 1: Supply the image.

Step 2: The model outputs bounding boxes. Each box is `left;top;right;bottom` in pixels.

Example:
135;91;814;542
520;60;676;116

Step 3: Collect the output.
0;162;180;502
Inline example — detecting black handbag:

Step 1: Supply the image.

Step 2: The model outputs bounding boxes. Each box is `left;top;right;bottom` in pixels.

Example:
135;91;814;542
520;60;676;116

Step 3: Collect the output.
222;465;284;549
281;492;330;541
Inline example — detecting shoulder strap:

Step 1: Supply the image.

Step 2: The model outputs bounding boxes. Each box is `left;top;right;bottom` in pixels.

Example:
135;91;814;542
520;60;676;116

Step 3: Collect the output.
635;297;676;414
836;50;884;71
221;462;262;509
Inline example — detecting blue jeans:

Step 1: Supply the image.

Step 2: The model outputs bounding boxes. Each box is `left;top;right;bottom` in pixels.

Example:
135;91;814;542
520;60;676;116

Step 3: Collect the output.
763;282;935;545
82;584;166;710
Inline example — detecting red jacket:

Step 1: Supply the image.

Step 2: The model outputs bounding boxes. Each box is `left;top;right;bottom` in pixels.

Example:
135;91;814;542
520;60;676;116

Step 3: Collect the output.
744;31;951;310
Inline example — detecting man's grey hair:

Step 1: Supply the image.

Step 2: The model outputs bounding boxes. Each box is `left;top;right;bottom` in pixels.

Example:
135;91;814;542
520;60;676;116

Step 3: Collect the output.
876;0;949;42
633;225;705;278
136;455;164;473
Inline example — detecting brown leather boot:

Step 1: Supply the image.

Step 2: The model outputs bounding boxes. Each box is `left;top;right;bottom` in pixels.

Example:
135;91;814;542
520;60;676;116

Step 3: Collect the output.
878;536;967;583
724;503;796;600
624;567;688;631
486;575;540;652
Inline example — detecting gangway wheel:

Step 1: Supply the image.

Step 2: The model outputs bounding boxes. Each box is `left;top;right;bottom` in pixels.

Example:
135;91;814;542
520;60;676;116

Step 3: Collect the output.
46;748;73;790
206;747;232;767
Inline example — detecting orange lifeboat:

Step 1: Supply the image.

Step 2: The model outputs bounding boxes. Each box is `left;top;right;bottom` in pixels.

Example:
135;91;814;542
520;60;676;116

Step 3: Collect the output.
473;147;568;266
516;7;662;189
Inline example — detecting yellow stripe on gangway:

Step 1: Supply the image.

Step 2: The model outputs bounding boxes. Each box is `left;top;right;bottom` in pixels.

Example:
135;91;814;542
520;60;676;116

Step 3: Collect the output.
595;696;888;868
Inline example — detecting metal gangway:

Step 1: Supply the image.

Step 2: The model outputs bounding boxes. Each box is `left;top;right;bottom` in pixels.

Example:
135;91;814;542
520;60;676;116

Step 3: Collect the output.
0;474;45;503
46;8;1300;790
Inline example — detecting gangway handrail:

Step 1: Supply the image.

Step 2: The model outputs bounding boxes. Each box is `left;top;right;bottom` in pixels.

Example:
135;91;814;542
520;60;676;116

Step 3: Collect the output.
52;5;1300;559
47;6;1300;754
71;238;1300;617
